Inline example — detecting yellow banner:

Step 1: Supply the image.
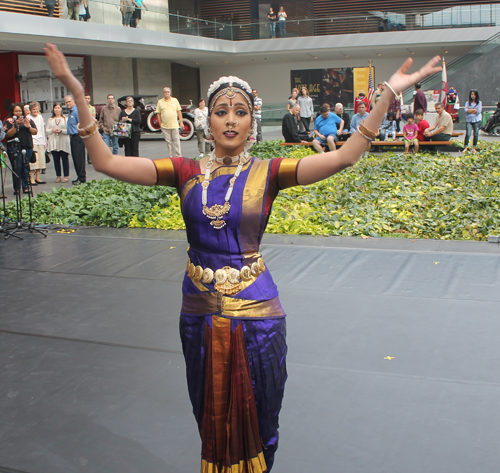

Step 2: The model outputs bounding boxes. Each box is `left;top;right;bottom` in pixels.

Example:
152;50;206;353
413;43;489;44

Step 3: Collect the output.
353;67;373;97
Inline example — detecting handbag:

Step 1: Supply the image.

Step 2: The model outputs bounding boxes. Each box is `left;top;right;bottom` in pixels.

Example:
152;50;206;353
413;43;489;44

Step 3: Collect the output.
111;121;132;139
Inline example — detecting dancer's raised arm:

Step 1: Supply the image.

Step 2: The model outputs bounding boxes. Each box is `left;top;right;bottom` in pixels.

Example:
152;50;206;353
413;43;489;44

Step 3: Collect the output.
43;43;157;186
297;56;442;185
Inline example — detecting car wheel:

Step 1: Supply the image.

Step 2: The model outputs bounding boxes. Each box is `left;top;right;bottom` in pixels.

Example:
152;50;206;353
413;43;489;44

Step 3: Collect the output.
147;111;161;132
180;118;195;141
493;125;500;136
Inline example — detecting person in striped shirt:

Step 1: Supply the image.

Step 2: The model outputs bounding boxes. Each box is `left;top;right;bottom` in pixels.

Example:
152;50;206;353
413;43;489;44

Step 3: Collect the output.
252;89;263;142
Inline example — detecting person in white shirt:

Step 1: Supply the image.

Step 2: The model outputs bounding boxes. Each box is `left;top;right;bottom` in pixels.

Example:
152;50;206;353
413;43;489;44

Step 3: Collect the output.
28;101;47;186
193;98;210;157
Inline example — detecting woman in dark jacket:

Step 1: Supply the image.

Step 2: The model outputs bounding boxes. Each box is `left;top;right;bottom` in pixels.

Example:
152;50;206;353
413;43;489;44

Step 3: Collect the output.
118;96;141;156
3;103;37;194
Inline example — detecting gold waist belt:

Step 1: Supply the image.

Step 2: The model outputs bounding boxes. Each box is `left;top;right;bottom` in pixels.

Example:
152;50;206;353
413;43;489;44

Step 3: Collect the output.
186;257;266;295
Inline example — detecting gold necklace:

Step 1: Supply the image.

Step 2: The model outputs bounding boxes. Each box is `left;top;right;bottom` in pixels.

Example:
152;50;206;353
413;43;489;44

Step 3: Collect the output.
201;150;249;229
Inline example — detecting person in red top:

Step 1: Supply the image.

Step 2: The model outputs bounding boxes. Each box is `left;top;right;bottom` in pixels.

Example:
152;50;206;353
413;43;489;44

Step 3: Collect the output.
415;109;429;141
354;92;370;113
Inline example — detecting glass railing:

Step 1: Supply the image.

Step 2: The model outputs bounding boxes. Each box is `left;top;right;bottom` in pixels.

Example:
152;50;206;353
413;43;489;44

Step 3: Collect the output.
7;1;500;40
402;30;500;105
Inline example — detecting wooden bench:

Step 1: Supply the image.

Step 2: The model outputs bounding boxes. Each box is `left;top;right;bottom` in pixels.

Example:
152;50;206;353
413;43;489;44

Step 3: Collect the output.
395;131;463;137
280;140;459;150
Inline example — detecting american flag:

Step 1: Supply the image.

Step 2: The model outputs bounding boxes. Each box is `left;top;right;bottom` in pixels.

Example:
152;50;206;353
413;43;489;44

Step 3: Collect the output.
367;66;374;108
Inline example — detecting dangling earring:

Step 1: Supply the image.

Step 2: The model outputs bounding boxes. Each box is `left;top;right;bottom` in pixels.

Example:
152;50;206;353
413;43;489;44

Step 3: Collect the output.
247;128;254;141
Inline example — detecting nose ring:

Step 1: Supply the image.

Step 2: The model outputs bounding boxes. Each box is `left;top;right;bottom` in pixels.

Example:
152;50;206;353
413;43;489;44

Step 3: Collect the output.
225;120;238;130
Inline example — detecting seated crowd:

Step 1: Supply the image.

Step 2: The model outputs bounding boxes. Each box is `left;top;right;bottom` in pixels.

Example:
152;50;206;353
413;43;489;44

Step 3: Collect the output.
282;83;454;154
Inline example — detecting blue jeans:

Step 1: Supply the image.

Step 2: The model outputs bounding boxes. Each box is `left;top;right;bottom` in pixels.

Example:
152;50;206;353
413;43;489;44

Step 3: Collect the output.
269;22;276;37
103;133;119;154
465;121;480;148
278;20;286;36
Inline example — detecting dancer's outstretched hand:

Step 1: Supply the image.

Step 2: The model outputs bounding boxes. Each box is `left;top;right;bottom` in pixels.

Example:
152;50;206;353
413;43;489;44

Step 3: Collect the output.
43;43;83;96
387;56;442;95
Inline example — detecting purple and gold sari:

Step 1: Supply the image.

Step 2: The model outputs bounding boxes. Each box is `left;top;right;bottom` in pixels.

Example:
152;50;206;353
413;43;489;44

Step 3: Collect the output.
153;156;300;473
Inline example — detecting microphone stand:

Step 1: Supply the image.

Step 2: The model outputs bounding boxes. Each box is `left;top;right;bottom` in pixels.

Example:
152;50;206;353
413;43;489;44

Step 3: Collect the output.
3;141;47;240
0;146;22;240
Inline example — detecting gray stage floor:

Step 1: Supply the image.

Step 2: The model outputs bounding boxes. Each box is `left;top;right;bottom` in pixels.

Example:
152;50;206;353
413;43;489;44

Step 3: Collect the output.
1;228;500;473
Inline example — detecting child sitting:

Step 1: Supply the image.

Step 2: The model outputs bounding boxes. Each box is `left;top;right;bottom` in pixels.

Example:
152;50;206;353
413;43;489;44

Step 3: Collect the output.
382;111;397;140
403;113;419;154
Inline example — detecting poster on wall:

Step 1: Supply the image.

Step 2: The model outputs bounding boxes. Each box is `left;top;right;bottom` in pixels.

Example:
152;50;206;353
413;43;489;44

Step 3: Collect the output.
290;66;373;109
18;55;85;117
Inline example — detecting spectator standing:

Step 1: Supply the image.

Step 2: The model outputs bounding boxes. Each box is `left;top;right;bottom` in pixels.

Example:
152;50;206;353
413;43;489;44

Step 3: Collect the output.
267;7;277;38
286;90;298;112
156;87;182;157
65;95;86;185
463;89;482;152
46;102;71;183
354;92;370;113
388;92;402;131
118;96;141;157
297;86;313;131
414;83;427;113
252;89;263;142
131;0;148;28
277;6;287;37
414;109;429;141
403;113;419;154
99;94;121;155
312;105;343;153
350;101;370;133
85;93;95;164
67;0;80;20
40;0;58;17
194;98;210;157
4;103;37;194
371;83;385;108
334;103;351;140
78;0;88;21
121;0;134;26
28;102;47;186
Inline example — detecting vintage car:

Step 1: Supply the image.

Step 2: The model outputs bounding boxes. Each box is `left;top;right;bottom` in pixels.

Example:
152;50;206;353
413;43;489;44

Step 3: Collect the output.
95;95;195;141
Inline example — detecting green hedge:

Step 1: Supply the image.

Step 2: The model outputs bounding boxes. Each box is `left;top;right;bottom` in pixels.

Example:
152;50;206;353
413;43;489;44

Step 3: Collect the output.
4;140;500;240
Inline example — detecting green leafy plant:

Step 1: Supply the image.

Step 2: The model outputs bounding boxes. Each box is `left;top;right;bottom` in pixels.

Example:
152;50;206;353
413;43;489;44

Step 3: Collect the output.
5;141;500;241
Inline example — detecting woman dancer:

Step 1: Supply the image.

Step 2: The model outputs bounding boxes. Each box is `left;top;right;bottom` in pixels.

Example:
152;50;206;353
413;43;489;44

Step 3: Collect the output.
43;42;440;473
463;89;482;152
46;102;71;182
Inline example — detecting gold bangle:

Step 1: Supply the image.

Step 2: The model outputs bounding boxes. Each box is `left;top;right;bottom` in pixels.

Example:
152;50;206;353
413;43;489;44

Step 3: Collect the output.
80;128;100;140
357;123;377;141
77;121;98;137
383;81;399;100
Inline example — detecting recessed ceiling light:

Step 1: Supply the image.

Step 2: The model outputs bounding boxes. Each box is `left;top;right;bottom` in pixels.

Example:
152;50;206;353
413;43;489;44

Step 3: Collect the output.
377;53;381;56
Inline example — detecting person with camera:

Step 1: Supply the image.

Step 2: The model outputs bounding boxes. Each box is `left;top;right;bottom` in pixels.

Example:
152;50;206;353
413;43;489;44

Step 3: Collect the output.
3;103;37;195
